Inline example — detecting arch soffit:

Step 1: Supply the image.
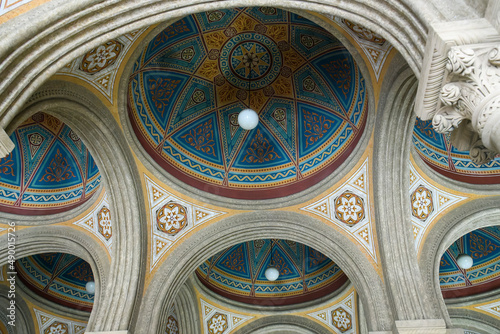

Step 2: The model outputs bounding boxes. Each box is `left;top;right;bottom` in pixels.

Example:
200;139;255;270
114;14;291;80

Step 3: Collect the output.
116;5;377;210
0;0;428;132
418;196;500;325
6;82;148;331
0;225;109;332
232;315;332;334
448;307;500;334
135;211;392;334
0;284;36;334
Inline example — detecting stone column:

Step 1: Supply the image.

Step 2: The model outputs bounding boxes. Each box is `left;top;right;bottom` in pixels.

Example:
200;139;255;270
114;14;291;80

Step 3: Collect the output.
415;18;500;164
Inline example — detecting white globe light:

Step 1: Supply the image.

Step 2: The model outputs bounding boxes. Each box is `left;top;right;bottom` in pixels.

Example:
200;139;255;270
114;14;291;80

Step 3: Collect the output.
85;281;95;294
264;267;279;281
456;254;473;269
238;109;259;130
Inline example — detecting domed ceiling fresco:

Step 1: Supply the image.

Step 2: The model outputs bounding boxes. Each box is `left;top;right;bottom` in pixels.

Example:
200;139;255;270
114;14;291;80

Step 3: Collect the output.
439;226;500;298
413;118;500;184
196;239;347;305
0;112;101;215
16;253;94;311
128;7;367;199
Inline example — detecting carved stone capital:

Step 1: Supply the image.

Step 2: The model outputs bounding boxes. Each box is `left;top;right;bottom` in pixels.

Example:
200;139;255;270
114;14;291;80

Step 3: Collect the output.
431;44;500;163
415;20;500;164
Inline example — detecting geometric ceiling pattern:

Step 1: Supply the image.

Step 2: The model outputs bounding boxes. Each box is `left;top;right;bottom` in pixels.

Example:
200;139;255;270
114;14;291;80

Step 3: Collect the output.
475;299;500;319
56;28;147;103
128;7;367;199
409;162;468;253
200;298;252;334
439;226;500;299
145;175;227;271
301;158;377;263
0;112;101;215
0;0;33;16
413;118;500;184
196;239;347;306
307;289;357;334
16;253;94;311
333;17;393;81
34;307;87;334
73;191;113;257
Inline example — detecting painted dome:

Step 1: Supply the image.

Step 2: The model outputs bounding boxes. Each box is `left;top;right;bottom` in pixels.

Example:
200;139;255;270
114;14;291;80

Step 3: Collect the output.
439;226;500;298
413;118;500;184
128;7;367;199
0;112;101;215
16;253;94;311
196;239;347;305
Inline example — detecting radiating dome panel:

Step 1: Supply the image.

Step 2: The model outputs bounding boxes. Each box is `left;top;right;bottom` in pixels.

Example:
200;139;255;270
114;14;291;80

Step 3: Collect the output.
128;7;368;199
16;253;94;311
439;226;500;298
413;118;500;184
196;239;347;306
0;112;101;215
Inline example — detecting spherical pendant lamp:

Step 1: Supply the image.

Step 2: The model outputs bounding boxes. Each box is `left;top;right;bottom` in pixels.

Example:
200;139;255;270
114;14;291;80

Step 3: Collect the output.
456;254;473;269
238;109;259;130
264;267;279;281
85;281;96;294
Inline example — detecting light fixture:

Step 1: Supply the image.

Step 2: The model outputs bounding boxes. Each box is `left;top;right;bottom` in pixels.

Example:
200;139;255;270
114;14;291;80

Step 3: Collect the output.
265;240;279;282
455;236;473;270
237;50;259;130
456;253;473;269
86;281;95;294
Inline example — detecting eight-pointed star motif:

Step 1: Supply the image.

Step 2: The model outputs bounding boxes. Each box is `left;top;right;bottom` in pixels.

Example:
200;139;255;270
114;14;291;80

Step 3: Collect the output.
233;43;269;77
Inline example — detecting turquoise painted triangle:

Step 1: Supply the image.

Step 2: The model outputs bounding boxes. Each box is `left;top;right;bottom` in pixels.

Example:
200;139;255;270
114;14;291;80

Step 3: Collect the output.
17;125;55;186
249;240;272;278
30;140;83;190
294;65;345;116
141;70;190;132
261;99;297;161
257;245;301;281
33;253;61;274
297;102;344;156
232;123;292;169
0;133;22;187
170;112;224;166
279;240;303;269
305;246;331;274
59;126;87;177
167;78;215;135
311;51;358;112
214;243;251;279
218;103;249;166
149;36;206;74
439;251;458;273
87;152;100;180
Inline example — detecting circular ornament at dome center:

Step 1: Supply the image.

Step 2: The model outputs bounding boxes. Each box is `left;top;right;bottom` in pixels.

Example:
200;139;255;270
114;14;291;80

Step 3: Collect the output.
220;33;281;90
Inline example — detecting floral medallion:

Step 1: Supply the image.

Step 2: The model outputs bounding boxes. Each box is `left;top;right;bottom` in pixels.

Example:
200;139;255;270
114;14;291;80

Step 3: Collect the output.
411;185;433;220
331;307;352;332
207;312;228;334
81;40;123;74
165;315;179;334
44;321;68;334
97;206;112;240
334;191;365;225
156;201;188;235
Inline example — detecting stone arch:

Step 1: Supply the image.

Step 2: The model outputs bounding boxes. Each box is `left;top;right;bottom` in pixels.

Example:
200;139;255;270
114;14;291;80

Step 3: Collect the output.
448;307;500;334
135;211;392;334
419;196;500;326
0;0;437;135
233;315;331;334
2;81;147;332
0;284;35;334
116;5;377;210
0;225;108;332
